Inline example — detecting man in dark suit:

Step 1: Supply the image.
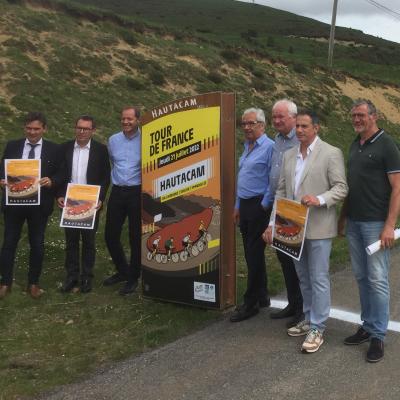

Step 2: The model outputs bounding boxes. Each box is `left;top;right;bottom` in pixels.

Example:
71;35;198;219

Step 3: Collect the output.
57;115;110;293
0;112;63;299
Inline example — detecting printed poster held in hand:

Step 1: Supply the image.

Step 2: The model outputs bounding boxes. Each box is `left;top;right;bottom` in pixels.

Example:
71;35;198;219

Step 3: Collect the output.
272;197;309;261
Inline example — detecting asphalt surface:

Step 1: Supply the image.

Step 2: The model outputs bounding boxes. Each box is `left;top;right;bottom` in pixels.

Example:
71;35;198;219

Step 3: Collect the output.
41;248;400;400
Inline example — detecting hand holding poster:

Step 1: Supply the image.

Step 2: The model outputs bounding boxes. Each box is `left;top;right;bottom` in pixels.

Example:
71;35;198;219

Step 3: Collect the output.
60;183;100;229
5;159;41;205
272;198;309;261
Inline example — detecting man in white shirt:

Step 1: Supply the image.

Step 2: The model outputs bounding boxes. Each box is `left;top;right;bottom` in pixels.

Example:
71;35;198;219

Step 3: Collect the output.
57;116;110;293
263;110;347;353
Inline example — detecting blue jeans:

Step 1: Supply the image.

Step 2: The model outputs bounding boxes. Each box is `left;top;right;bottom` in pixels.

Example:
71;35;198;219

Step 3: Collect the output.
346;219;390;341
294;239;332;332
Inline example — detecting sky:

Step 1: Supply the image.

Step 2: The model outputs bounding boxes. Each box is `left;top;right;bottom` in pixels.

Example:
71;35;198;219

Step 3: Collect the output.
238;0;400;44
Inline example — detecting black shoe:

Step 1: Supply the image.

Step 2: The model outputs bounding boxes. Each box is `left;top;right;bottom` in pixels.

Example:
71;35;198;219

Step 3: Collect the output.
61;280;79;293
80;279;92;293
286;312;305;328
119;280;138;296
344;326;371;345
230;305;259;322
366;338;384;363
103;273;127;286
270;304;296;319
259;298;271;308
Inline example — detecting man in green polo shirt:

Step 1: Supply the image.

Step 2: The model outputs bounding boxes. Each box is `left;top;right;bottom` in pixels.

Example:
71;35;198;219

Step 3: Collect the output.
339;99;400;363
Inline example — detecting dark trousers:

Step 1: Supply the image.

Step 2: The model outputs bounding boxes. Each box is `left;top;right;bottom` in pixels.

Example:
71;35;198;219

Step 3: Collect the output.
64;216;99;282
105;185;141;282
276;249;303;312
239;197;269;308
0;206;48;285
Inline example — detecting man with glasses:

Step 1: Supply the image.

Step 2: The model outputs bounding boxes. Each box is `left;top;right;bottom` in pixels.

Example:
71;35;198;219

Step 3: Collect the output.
339;99;400;363
57;115;110;293
230;107;274;322
103;106;142;296
0;112;63;299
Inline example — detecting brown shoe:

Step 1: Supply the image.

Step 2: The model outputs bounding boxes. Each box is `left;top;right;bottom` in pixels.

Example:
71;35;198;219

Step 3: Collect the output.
27;284;44;299
0;285;11;299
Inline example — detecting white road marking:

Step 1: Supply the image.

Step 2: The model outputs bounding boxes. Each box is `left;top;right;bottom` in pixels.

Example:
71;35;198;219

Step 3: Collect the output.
270;299;400;333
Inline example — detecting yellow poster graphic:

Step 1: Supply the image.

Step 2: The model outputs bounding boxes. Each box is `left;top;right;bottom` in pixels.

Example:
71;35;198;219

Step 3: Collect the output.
60;183;100;229
5;159;41;205
272;198;309;260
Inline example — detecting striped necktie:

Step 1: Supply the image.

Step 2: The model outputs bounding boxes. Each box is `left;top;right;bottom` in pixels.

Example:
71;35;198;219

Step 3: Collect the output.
28;143;39;159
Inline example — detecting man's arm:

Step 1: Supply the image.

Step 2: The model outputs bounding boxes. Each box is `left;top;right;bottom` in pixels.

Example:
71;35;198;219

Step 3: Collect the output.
380;173;400;248
317;147;348;208
337;197;348;237
98;144;111;202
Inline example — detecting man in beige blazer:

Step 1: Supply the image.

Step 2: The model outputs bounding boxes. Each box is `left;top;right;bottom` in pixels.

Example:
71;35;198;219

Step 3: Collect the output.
263;109;348;353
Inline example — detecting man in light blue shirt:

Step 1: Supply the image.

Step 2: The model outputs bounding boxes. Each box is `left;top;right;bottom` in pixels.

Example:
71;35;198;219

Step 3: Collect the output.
230;107;274;322
104;106;142;296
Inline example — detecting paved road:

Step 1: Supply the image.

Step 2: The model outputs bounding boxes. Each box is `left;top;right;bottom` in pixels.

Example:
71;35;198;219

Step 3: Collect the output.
41;249;400;400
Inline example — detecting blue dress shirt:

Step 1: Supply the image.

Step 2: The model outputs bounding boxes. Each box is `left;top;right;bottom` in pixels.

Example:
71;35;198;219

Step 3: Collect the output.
267;128;299;205
235;133;274;209
108;129;141;186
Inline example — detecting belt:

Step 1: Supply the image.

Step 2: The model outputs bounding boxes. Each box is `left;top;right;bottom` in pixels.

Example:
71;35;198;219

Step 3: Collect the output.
240;195;263;202
113;184;141;191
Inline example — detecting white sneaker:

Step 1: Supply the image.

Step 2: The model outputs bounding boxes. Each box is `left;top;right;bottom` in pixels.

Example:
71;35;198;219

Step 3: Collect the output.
301;328;324;353
287;320;310;337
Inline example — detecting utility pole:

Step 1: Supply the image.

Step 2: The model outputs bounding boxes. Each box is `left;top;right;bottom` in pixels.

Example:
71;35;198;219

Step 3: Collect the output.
328;0;338;68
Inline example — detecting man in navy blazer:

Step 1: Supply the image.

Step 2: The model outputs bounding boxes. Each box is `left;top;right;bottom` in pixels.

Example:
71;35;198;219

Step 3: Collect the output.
0;112;63;299
57;115;110;293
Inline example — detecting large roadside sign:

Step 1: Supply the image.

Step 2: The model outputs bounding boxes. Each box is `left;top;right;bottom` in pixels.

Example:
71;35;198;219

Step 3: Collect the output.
141;92;236;309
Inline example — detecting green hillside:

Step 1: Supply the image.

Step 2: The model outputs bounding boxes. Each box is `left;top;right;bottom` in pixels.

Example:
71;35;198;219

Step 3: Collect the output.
0;0;400;397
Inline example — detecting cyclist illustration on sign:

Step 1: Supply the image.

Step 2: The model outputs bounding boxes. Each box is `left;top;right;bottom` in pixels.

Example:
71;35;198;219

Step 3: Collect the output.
164;236;175;261
150;235;161;260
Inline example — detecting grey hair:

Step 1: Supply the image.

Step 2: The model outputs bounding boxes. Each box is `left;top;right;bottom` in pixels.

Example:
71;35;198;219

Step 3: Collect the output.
272;99;297;117
242;107;265;123
351;99;377;115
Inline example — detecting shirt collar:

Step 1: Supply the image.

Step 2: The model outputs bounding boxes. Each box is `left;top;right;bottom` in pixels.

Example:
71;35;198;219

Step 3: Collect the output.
122;127;141;140
355;129;384;145
277;127;296;140
25;138;43;146
297;135;319;156
74;139;91;149
246;133;267;147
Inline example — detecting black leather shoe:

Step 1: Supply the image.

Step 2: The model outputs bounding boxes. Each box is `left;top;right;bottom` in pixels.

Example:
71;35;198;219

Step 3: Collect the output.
270;305;296;319
366;338;384;363
80;279;92;293
259;298;271;308
344;326;370;345
286;312;305;328
61;280;79;293
119;280;138;296
230;305;259;322
103;273;127;286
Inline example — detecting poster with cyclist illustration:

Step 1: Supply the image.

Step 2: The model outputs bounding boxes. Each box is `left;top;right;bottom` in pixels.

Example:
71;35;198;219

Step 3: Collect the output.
141;92;236;309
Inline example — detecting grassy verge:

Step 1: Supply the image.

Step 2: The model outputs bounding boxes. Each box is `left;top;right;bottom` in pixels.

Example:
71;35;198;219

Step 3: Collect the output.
0;207;349;398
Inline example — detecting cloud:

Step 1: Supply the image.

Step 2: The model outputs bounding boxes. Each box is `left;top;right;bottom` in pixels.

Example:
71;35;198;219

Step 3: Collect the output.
243;0;400;17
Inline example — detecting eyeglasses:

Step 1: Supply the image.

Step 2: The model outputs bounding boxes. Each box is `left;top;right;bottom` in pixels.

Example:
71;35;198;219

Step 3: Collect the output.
240;121;261;127
75;127;93;133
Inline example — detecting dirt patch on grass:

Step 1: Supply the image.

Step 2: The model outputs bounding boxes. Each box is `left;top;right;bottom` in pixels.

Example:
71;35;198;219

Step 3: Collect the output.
164;81;197;96
0;34;12;43
25;2;56;14
336;77;400;123
176;55;206;71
